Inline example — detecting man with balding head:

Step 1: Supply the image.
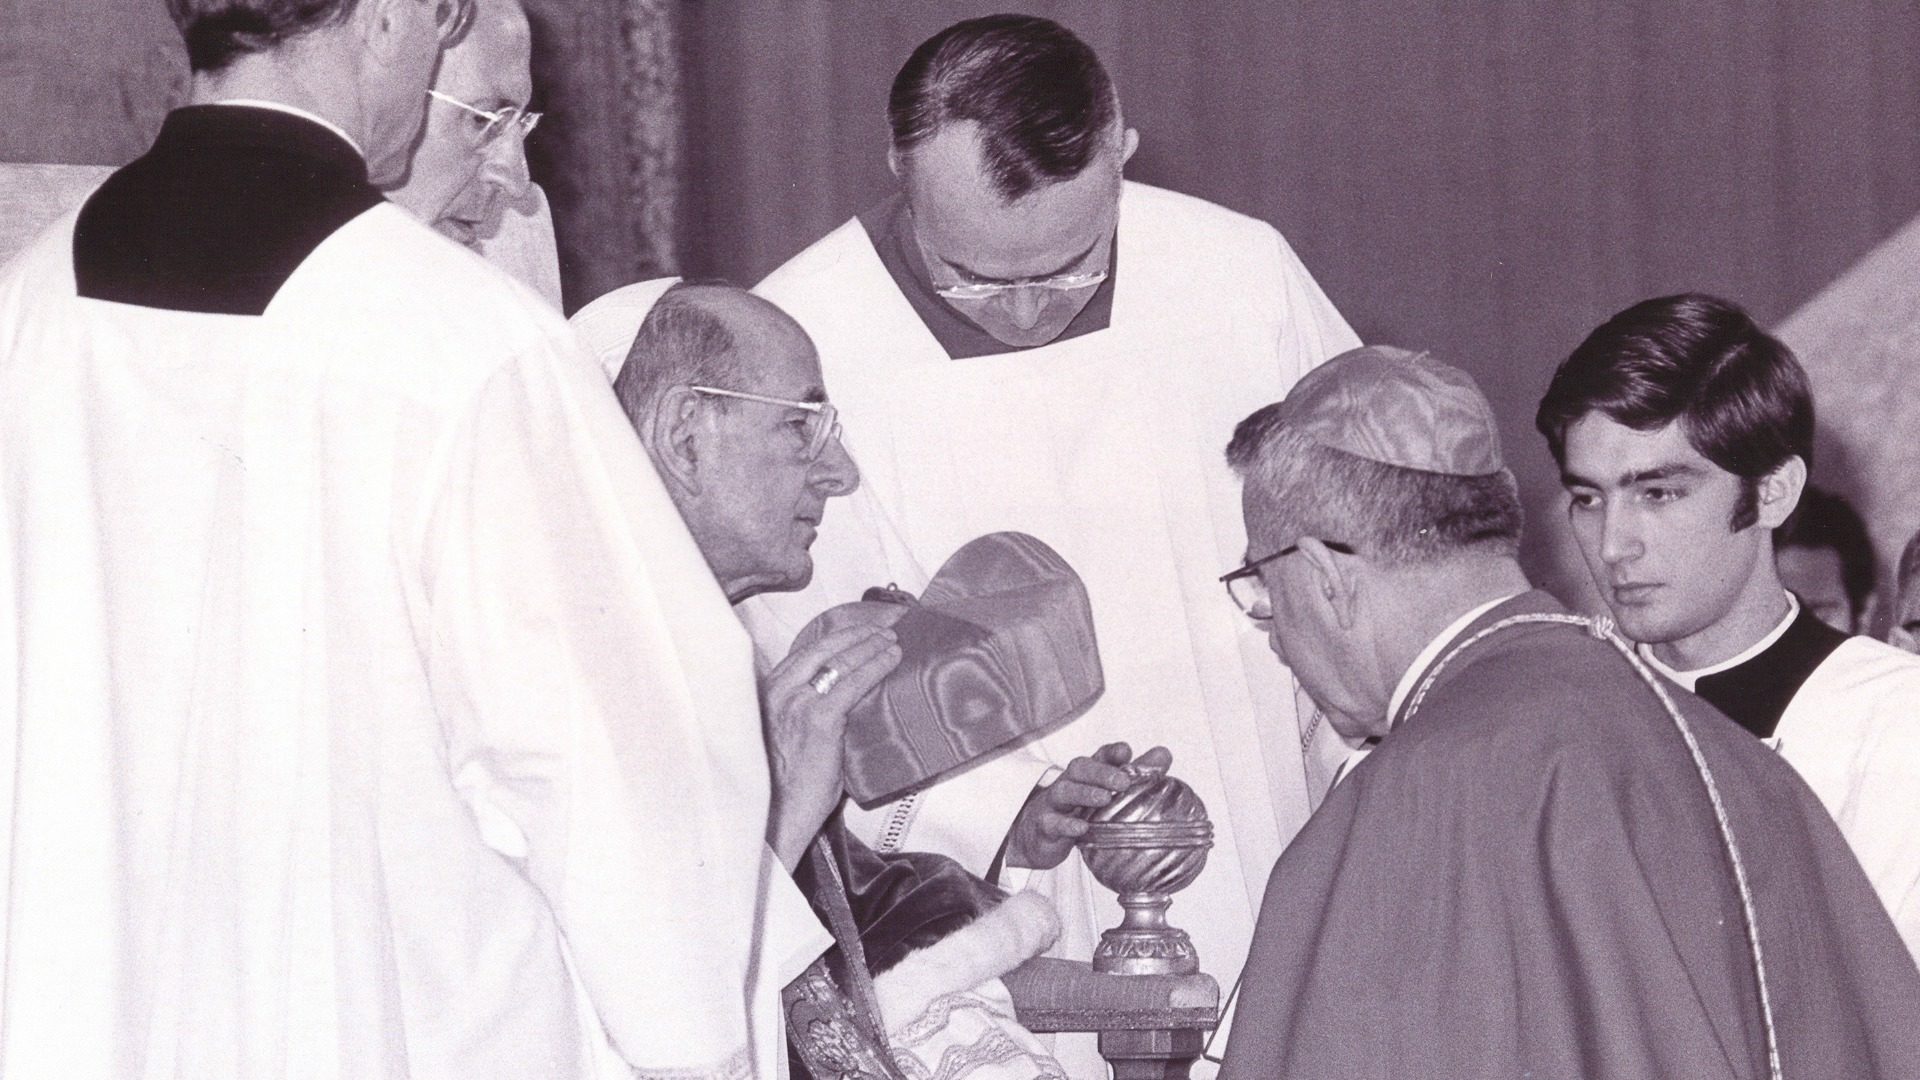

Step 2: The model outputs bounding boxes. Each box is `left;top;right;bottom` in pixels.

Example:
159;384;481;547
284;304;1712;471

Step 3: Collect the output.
577;280;1071;1078
1218;346;1920;1079
0;2;784;1075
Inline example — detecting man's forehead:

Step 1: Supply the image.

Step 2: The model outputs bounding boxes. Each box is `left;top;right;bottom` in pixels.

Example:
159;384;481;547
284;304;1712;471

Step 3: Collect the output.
904;123;1119;278
693;289;825;394
444;2;533;101
1561;413;1725;485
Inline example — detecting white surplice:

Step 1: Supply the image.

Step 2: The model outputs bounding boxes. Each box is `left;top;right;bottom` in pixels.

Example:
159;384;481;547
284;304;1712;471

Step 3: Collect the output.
1644;594;1920;965
0;202;824;1078
747;181;1359;1059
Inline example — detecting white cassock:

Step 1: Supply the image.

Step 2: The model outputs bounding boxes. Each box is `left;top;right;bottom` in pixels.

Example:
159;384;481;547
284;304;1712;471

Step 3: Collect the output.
0;105;824;1079
747;180;1359;1062
1643;592;1920;965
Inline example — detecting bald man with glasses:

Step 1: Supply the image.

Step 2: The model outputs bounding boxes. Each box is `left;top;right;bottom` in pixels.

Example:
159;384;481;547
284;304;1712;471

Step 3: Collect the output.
0;0;788;1074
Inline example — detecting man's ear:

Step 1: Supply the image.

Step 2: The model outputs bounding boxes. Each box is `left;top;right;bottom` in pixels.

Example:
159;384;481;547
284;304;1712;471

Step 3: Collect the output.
1119;126;1140;165
648;387;706;497
355;0;423;62
1756;455;1808;530
1298;537;1358;631
887;146;906;181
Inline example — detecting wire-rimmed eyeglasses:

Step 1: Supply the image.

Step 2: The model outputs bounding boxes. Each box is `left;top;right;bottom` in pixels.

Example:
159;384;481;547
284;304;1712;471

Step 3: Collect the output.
427;90;542;144
689;386;843;463
1219;540;1356;620
933;269;1109;302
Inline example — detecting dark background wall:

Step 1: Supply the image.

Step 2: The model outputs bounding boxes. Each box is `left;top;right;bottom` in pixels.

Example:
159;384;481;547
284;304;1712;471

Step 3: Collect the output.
682;1;1920;596
8;1;1919;596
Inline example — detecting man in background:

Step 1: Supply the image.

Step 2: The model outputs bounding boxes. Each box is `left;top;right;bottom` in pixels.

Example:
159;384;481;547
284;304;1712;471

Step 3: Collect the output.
1220;345;1920;1079
1892;527;1920;653
1776;485;1877;634
0;1;800;1074
748;21;1359;1059
1538;292;1920;961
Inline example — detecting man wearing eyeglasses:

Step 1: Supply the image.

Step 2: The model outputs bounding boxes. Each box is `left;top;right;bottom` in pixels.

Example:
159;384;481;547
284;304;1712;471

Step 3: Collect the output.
0;1;788;1076
389;0;539;252
748;17;1358;1071
1215;346;1920;1079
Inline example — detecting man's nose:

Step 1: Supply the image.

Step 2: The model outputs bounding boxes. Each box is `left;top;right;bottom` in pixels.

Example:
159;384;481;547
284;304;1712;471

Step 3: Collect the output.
1000;286;1049;331
810;435;860;497
480;131;533;202
1599;503;1641;565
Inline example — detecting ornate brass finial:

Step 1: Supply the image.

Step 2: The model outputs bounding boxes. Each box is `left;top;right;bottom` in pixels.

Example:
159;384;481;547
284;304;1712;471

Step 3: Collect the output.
1077;762;1213;975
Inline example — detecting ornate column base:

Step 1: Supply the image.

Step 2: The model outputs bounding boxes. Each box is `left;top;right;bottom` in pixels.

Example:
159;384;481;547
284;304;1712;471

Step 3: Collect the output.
1094;893;1200;976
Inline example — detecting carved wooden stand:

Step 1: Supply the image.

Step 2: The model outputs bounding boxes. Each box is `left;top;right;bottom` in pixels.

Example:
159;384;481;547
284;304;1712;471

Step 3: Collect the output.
1005;957;1221;1080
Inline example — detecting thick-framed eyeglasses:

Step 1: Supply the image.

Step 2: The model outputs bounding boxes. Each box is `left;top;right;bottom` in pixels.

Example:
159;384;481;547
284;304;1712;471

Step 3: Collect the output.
1219;540;1356;620
933;268;1109;302
427;90;542;143
689;386;843;462
432;0;476;45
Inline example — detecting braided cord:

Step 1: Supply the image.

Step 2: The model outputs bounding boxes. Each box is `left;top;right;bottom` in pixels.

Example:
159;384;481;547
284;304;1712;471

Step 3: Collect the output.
1402;612;1782;1080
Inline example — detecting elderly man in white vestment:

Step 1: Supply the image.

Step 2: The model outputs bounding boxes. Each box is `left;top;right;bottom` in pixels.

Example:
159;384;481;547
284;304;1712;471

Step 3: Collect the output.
1540;293;1920;963
747;15;1359;1063
0;1;816;1076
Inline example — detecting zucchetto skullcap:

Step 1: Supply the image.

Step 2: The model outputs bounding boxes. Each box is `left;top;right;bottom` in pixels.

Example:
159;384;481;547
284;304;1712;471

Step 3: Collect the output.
1276;345;1503;476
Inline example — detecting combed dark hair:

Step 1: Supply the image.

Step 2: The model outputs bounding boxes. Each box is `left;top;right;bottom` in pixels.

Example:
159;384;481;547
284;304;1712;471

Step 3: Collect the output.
888;14;1117;202
610;281;745;429
167;0;360;72
1781;486;1877;612
1226;405;1524;566
1536;293;1813;532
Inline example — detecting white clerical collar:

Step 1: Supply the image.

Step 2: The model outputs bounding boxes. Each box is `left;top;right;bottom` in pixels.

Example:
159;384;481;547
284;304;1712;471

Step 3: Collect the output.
1638;591;1799;692
210;99;364;158
1386;592;1521;725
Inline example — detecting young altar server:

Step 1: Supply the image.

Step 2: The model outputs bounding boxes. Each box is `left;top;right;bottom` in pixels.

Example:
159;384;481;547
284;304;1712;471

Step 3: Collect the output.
0;2;812;1075
1220;345;1920;1079
1539;293;1920;962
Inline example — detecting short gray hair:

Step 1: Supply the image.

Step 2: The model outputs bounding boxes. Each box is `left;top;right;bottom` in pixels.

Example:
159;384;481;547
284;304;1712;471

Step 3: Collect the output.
610;282;745;428
1226;403;1524;565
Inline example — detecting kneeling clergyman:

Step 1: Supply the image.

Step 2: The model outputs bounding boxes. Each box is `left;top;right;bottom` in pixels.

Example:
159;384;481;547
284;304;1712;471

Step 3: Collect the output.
1216;346;1920;1079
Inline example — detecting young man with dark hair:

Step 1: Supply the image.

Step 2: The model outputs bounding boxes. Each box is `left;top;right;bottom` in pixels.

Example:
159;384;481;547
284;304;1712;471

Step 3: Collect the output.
748;22;1358;1066
1538;292;1920;962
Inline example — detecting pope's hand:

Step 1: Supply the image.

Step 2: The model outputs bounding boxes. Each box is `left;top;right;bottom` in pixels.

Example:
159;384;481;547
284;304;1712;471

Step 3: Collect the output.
1004;741;1174;871
763;624;901;870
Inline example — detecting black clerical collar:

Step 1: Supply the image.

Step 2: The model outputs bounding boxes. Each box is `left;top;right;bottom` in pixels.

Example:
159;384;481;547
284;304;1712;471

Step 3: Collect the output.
74;104;384;316
1665;599;1849;739
856;192;1117;360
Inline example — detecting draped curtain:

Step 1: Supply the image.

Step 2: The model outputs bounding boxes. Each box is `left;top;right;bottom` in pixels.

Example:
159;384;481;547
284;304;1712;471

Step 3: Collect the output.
0;0;683;315
524;0;683;310
683;0;1920;598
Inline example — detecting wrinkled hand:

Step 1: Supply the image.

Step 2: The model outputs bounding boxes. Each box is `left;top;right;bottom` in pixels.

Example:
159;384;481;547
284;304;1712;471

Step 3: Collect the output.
1004;741;1174;871
763;625;901;870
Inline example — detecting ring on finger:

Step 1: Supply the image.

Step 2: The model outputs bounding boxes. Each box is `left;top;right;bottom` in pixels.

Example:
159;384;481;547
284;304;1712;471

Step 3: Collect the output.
808;665;842;696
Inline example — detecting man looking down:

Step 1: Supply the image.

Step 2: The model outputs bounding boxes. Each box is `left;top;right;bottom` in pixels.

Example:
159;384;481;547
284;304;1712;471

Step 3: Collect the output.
1218;345;1920;1079
749;24;1359;1062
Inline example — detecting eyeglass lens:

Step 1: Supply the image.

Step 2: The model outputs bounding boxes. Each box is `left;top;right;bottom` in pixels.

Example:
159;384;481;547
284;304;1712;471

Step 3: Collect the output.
1227;574;1271;620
